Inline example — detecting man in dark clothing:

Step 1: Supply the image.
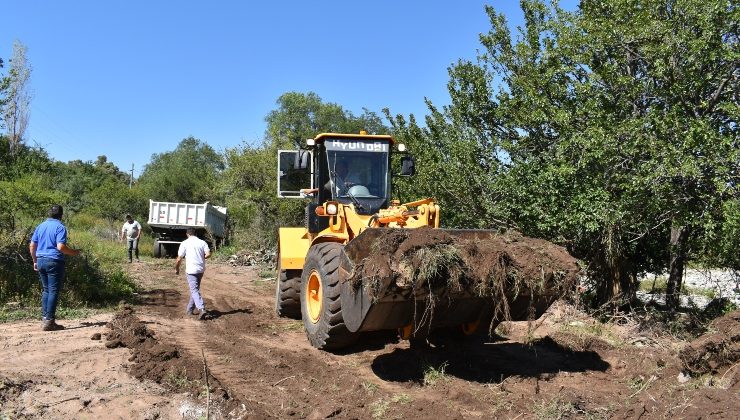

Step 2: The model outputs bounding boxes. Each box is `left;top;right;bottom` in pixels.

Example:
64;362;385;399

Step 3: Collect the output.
29;205;81;331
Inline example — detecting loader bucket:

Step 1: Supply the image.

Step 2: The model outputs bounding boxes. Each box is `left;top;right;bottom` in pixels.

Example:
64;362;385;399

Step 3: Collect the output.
339;228;579;334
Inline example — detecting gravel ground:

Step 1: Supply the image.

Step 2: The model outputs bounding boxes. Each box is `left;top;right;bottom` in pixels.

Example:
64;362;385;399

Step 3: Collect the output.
638;269;740;309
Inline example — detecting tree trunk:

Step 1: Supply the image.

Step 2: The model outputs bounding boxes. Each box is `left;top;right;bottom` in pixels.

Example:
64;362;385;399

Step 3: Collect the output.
596;256;637;307
666;226;690;311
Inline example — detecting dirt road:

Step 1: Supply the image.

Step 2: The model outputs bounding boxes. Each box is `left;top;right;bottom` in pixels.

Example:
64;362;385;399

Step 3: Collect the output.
1;259;738;419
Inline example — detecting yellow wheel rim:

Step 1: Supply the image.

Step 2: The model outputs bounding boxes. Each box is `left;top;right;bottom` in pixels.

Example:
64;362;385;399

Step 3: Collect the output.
306;271;322;324
462;320;480;335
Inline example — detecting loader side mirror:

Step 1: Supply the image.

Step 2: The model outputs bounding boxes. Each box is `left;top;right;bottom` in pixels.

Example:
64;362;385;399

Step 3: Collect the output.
277;150;314;198
400;155;415;176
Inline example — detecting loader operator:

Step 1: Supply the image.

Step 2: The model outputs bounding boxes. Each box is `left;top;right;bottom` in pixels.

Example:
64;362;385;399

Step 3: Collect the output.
301;159;362;198
330;160;361;196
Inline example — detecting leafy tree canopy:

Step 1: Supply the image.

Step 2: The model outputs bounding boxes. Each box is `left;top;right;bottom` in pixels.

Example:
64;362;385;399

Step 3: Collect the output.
138;136;224;204
388;0;738;306
265;92;387;149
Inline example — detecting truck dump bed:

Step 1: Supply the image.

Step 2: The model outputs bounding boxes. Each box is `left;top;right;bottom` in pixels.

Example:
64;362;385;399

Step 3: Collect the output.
148;200;227;238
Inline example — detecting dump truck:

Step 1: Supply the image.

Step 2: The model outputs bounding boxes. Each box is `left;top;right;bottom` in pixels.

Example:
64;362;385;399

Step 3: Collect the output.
276;132;579;350
148;200;227;258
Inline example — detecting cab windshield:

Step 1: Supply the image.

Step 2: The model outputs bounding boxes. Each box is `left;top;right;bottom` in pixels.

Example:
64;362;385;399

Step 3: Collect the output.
324;139;389;201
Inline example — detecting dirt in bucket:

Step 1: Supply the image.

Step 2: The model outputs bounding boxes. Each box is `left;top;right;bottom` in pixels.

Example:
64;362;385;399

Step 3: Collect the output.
348;227;581;324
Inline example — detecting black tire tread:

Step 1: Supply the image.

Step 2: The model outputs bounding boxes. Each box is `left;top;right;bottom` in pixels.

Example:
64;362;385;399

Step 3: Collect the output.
275;255;302;319
301;242;358;350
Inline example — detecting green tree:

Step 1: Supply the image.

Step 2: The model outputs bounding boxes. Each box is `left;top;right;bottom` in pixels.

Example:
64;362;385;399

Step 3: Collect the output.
391;0;738;308
138;136;224;204
1;40;32;157
0;173;69;231
86;179;145;221
0;57;6;128
52;157;128;213
265;92;387;148
0;136;53;181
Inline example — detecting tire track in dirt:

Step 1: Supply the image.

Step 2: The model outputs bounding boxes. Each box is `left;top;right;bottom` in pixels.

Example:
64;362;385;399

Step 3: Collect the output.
132;262;437;418
132;263;314;416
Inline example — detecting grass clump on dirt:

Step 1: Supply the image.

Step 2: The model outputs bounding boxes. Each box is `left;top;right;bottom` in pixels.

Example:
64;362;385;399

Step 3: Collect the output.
369;394;413;419
361;381;379;394
555;320;624;351
370;399;391;419
422;361;450;387
533;397;612;420
164;368;191;389
391;394;412;404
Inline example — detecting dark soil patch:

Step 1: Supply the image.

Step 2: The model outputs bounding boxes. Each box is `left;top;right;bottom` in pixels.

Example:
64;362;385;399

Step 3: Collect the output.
0;376;33;404
104;306;238;413
680;310;740;375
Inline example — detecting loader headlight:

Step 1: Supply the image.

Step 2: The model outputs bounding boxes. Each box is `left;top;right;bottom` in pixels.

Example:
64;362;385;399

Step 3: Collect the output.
326;202;338;215
398;143;406;152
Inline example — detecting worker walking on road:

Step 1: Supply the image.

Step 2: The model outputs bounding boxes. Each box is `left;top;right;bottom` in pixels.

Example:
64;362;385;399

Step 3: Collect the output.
29;204;81;331
120;214;142;263
175;228;211;320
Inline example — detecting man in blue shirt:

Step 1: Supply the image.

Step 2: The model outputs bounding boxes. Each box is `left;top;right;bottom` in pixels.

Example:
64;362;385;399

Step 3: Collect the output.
29;205;81;331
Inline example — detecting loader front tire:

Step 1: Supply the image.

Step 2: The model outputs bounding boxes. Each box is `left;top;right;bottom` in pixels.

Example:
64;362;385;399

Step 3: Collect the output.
275;256;301;319
300;242;358;350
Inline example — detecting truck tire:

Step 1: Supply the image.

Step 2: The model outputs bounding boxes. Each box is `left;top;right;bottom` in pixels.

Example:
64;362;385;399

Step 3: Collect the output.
275;257;302;319
300;242;358;350
152;240;162;258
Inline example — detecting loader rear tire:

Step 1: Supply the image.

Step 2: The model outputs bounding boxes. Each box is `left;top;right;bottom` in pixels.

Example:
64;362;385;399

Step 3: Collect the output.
300;242;358;350
275;257;302;319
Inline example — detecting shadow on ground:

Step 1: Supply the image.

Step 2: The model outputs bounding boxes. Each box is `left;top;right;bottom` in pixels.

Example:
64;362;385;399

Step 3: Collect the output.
371;335;610;384
207;308;252;320
62;321;109;330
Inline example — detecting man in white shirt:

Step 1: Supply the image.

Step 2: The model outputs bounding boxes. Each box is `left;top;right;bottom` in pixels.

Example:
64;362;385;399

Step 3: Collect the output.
175;228;211;320
119;214;142;263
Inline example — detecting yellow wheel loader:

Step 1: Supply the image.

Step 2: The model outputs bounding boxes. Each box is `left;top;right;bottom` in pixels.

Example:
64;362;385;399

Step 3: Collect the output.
276;132;579;351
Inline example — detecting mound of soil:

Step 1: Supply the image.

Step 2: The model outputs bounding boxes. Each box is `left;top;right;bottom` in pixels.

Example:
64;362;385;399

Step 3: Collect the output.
105;307;235;409
349;228;580;321
679;310;740;375
106;306;181;380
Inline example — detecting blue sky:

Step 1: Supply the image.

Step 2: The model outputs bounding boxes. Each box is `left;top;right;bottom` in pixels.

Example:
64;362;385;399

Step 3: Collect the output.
2;1;562;177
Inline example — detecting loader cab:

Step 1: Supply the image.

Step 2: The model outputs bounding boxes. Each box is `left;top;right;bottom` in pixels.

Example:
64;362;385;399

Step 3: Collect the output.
317;136;391;214
278;133;397;216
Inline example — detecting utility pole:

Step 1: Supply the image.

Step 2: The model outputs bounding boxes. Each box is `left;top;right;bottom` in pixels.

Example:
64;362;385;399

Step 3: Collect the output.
129;164;134;189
